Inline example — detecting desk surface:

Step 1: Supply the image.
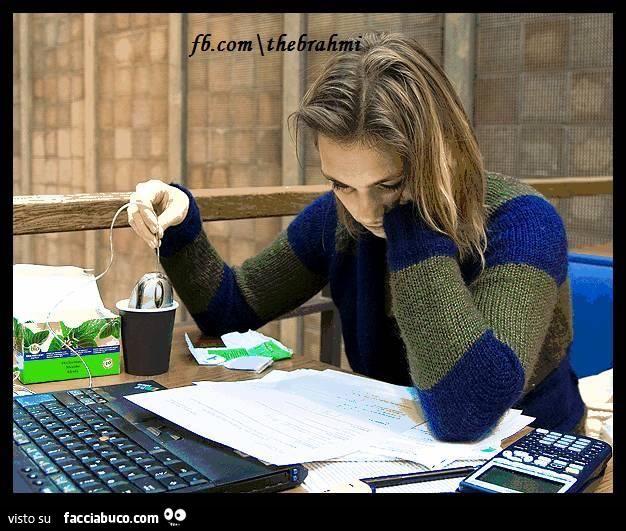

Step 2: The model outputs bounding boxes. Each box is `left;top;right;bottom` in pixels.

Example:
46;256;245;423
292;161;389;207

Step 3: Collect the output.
25;323;613;494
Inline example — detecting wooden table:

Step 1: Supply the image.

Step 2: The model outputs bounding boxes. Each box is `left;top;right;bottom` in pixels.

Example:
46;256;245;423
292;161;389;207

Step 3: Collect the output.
25;324;613;493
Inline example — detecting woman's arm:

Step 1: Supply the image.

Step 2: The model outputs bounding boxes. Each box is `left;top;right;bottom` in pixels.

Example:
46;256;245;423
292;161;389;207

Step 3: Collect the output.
159;184;334;337
383;194;568;442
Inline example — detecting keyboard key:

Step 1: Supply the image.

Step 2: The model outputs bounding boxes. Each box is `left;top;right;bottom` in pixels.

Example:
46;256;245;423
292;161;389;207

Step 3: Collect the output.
149;468;174;481
62;465;87;476
109;481;141;493
22;427;43;437
69;470;92;483
49;473;81;493
159;476;188;491
91;464;114;476
168;462;197;477
101;473;125;485
132;455;156;466
154;451;181;466
75;449;98;460
124;448;147;458
13;426;30;445
139;459;160;471
132;477;166;493
65;442;87;453
122;468;148;482
109;457;132;469
76;478;103;491
99;449;122;460
39;441;61;453
185;474;210;486
84;485;110;493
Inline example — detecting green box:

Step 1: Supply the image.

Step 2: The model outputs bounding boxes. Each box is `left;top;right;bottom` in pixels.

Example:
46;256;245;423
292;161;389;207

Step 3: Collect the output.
13;316;121;384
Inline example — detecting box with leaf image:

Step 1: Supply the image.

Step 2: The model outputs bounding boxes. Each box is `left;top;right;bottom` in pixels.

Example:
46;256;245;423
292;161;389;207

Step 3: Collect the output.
13;264;121;384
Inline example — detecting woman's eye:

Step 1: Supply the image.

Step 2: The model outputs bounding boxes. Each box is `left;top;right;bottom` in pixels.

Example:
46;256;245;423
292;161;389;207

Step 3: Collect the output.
378;181;403;191
331;181;351;192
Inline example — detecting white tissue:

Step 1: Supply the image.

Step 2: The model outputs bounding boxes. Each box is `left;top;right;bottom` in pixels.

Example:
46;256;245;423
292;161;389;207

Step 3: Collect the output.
13;264;115;323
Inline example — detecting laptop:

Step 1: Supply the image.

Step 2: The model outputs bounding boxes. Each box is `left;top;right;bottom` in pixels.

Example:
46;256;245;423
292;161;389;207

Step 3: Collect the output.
13;380;307;493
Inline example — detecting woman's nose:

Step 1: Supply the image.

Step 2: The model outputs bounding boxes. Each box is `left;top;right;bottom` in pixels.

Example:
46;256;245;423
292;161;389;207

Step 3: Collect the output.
357;191;383;225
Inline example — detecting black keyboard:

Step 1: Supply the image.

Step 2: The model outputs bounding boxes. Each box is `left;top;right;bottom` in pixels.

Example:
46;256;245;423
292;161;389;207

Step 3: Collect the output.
13;388;211;493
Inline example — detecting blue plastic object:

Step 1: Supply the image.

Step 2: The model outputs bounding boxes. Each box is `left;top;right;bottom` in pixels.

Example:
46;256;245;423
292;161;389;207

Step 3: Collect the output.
567;253;613;378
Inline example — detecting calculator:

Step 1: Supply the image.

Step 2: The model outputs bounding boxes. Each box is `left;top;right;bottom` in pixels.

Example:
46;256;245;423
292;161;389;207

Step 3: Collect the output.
458;428;612;493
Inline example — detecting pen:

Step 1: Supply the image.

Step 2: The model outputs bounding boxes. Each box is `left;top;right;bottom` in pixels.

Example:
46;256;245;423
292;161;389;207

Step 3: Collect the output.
360;465;479;491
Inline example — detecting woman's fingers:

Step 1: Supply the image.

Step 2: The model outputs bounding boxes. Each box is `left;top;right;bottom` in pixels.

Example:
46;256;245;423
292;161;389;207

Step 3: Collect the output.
128;202;158;248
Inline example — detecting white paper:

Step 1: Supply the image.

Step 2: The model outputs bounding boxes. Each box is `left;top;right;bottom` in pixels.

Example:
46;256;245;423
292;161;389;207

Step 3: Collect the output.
221;329;292;353
306;457;489;493
252;370;424;434
355;409;534;467
304;460;428;493
223;356;273;373
375;477;462;493
184;333;225;365
126;383;397;465
127;369;535;470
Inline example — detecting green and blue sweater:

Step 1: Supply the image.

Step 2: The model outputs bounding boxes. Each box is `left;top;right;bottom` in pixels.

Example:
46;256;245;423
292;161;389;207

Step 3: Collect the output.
160;173;585;442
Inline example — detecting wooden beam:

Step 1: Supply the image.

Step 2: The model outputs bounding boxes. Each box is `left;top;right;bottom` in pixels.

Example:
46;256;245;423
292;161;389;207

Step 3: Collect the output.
169;13;187;322
278;295;334;320
12;177;613;236
443;13;476;124
18;13;32;262
13;185;331;235
84;14;97;270
280;13;306;356
168;13;185;182
525;177;612;198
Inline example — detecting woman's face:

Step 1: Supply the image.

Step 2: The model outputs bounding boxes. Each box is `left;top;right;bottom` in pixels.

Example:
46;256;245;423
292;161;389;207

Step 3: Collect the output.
318;135;405;238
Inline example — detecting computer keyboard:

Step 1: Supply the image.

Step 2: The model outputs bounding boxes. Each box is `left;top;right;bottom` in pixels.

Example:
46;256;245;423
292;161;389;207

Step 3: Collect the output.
13;387;212;493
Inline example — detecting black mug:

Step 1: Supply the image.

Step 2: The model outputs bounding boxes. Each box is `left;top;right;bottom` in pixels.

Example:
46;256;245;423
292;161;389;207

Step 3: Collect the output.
116;299;179;376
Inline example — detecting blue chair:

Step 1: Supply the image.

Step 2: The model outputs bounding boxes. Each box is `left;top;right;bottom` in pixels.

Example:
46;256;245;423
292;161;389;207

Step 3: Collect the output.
567;253;613;378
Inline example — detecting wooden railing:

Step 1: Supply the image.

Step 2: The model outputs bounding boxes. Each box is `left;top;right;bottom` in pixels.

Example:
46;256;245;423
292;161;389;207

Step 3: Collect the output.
13;177;613;365
12;178;612;236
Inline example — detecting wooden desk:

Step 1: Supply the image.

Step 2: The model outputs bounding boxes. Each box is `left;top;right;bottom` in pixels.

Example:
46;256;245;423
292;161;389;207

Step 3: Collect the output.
25;324;613;493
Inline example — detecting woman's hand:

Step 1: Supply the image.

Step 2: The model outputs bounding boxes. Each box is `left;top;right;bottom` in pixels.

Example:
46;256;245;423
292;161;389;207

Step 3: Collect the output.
127;179;190;249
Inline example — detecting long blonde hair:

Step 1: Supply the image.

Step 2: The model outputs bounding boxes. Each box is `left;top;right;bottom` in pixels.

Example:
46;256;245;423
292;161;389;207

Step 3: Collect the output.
290;32;487;266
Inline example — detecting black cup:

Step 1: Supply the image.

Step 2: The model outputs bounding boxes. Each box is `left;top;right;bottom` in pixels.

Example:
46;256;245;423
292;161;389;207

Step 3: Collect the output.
116;298;179;376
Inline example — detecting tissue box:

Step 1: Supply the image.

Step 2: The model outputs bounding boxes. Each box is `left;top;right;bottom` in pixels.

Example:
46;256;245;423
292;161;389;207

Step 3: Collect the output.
13;264;121;384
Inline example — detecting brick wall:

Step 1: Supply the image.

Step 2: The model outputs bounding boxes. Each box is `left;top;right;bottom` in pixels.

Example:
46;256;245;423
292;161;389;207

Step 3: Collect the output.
94;14;173;315
475;13;613;250
25;14;86;269
185;14;285;340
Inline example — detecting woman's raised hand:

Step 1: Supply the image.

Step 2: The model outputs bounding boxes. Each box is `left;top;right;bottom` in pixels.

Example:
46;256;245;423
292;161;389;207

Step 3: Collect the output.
127;179;189;249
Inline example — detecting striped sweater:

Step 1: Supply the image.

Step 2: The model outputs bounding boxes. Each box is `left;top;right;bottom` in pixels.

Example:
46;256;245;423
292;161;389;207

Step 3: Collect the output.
160;173;585;442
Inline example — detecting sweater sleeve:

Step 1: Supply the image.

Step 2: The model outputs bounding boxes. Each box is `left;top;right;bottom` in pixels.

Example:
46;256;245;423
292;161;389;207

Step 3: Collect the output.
159;184;333;337
382;195;568;441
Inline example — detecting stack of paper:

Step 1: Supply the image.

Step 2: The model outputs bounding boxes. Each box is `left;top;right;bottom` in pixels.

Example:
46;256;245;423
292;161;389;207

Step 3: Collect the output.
126;369;534;492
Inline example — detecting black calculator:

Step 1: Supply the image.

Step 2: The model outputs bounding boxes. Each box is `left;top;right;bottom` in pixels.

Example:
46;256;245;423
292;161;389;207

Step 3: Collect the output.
458;428;612;493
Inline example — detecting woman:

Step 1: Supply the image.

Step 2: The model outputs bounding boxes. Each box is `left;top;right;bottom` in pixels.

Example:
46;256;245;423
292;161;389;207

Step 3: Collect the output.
128;32;586;441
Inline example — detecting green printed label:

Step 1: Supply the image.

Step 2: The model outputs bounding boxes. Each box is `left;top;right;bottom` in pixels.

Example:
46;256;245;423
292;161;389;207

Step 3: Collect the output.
18;351;121;384
248;340;292;361
203;347;249;361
